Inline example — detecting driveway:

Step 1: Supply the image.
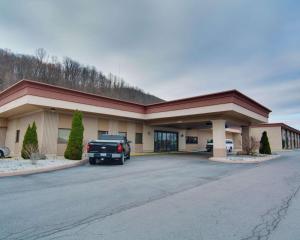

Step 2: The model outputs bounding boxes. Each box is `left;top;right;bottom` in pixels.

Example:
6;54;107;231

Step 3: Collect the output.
0;152;300;240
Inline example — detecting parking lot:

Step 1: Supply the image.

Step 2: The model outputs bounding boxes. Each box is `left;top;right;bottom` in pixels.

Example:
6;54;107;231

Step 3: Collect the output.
1;152;300;240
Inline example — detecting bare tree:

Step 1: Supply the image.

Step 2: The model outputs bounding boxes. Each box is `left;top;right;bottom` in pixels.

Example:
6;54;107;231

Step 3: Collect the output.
242;136;259;155
0;48;163;104
35;48;47;62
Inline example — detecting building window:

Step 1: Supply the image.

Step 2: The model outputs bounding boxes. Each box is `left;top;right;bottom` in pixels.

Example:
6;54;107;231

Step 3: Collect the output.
118;132;127;137
98;130;108;139
186;136;198;144
135;133;143;144
58;128;71;144
15;130;20;143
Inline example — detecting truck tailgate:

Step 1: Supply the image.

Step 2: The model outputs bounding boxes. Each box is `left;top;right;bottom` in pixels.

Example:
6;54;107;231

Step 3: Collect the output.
88;142;118;153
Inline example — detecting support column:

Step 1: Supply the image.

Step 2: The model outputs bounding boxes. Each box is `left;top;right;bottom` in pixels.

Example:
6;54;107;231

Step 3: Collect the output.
41;111;58;155
286;131;288;149
212;119;226;158
241;126;250;152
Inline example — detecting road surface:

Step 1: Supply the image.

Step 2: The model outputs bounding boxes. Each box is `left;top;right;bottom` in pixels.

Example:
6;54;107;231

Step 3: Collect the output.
0;152;300;240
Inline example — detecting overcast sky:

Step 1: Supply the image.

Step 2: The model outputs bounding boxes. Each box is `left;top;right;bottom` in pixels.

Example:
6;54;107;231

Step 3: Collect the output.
1;0;300;129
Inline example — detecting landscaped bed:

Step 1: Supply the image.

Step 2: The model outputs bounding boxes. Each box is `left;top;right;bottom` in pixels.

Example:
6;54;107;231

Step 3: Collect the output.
0;158;86;177
210;154;280;163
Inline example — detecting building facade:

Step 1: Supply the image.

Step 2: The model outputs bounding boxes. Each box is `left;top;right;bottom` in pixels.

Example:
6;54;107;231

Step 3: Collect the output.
0;80;299;158
250;123;300;151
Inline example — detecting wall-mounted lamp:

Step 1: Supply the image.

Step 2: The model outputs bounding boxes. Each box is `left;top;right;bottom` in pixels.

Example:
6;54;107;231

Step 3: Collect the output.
148;131;151;135
180;134;184;138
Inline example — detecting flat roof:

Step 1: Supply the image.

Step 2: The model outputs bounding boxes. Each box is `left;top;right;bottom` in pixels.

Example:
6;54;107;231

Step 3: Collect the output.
0;79;271;121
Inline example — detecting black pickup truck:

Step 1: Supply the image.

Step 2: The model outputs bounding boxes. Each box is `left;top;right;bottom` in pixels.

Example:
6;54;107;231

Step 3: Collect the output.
87;135;131;165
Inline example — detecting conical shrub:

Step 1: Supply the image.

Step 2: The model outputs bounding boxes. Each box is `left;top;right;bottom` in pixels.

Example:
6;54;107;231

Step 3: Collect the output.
64;110;84;160
259;131;271;154
21;121;39;159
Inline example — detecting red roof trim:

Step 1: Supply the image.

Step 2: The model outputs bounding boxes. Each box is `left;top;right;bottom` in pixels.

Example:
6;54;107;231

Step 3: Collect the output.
0;79;271;118
147;89;271;112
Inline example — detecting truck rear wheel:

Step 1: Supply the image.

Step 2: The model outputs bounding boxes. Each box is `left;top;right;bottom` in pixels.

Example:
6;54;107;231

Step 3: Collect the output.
89;158;96;165
119;155;124;165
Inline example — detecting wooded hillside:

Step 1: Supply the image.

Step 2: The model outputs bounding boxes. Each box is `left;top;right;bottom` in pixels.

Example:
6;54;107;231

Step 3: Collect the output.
0;48;163;104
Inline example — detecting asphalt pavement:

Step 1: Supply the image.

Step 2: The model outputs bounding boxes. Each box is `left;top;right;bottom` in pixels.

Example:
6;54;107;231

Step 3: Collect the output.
0;151;300;240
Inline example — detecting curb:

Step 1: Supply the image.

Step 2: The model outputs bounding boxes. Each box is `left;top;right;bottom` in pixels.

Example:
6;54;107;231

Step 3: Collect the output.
209;155;281;164
0;159;88;178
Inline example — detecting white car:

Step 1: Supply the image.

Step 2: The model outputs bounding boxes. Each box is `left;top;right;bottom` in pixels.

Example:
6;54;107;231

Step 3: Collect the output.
0;146;10;158
206;139;234;152
225;139;234;152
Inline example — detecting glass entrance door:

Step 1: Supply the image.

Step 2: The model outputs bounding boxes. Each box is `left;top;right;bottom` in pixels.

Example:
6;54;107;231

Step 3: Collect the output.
154;131;178;152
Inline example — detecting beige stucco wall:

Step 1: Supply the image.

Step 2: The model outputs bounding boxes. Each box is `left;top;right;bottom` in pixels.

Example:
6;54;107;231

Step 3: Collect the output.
83;115;98;144
56;113;146;155
143;124;154;152
40;111;59;155
118;121;127;133
232;133;242;151
5;111;43;156
3;108;265;156
0;118;7;128
5;119;17;155
212;120;226;157
198;130;213;150
185;129;199;152
109;120;118;135
178;129;186;151
0;119;7;146
58;113;72;128
184;129;242;152
57;113;72;155
226;132;233;140
135;123;143;153
98;118;109;131
250;126;282;152
0;127;7;146
126;122;135;153
185;129;211;152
